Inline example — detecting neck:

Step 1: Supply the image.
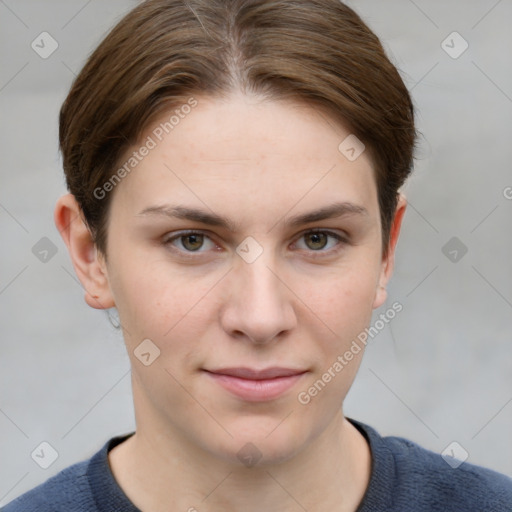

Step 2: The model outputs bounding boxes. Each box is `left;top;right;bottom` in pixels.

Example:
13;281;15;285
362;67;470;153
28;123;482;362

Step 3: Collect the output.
109;411;371;512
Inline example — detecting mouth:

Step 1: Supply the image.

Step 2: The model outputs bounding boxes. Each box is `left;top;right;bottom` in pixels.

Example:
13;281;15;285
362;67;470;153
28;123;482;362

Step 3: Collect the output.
203;367;308;402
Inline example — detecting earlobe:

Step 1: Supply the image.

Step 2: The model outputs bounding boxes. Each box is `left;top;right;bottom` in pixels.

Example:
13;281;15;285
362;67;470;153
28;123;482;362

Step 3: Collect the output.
54;194;115;310
373;285;388;310
372;193;407;309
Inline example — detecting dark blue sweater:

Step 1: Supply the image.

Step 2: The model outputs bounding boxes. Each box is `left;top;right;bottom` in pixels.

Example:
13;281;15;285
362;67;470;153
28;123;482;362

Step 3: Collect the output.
3;419;512;511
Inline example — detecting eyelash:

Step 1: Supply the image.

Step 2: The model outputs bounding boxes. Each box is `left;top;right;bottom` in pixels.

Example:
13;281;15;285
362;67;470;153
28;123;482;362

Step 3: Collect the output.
162;229;348;260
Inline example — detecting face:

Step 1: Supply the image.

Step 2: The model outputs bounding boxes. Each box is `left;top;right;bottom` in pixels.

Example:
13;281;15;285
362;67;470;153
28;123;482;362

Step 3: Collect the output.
90;92;398;464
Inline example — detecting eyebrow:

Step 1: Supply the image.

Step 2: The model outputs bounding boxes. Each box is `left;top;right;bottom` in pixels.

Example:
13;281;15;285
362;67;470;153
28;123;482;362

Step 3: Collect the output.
136;201;368;232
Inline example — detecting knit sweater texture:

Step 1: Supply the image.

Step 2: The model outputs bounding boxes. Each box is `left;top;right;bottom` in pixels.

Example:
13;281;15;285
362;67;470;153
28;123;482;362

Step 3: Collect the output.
3;418;512;511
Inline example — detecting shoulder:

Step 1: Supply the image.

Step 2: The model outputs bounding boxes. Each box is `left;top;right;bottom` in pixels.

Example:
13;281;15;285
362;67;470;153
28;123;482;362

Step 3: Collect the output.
2;433;135;512
387;434;512;509
351;419;512;512
1;459;93;512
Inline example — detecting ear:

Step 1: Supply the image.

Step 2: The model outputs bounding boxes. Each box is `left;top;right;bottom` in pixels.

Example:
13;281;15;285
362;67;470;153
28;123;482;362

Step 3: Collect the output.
54;193;115;310
372;193;407;309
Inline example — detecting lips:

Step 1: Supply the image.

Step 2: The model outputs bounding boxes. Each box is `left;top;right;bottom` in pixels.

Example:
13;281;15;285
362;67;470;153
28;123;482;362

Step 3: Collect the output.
207;367;306;380
203;367;308;401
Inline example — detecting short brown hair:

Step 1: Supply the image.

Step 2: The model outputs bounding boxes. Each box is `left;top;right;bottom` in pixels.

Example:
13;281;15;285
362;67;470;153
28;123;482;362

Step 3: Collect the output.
59;0;417;258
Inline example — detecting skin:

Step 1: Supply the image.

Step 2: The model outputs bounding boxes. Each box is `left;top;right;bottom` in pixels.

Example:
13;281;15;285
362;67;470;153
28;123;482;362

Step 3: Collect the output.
55;91;406;512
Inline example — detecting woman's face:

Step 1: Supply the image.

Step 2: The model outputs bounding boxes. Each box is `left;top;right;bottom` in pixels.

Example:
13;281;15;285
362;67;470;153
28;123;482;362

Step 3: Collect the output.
100;92;399;464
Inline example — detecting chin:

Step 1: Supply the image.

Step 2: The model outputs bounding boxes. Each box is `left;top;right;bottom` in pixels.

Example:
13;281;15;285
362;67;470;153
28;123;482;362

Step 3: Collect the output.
207;416;310;468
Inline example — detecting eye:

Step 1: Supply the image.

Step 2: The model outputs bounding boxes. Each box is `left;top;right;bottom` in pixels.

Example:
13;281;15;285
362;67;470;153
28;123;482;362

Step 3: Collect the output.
293;229;347;255
162;228;348;259
163;230;217;253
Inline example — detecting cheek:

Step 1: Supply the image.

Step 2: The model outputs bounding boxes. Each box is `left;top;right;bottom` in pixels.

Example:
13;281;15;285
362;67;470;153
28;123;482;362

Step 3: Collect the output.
302;261;379;340
110;256;222;349
110;260;209;399
294;268;375;413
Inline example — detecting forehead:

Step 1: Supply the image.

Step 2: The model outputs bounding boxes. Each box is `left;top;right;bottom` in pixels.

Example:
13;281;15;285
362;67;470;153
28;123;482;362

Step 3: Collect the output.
110;93;379;224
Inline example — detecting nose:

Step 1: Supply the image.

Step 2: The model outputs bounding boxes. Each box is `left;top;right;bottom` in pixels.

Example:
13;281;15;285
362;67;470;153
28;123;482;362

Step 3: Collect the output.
220;252;297;345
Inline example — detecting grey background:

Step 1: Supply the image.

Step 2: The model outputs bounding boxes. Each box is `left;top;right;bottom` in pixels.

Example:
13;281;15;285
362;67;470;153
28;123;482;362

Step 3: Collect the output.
1;0;511;505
